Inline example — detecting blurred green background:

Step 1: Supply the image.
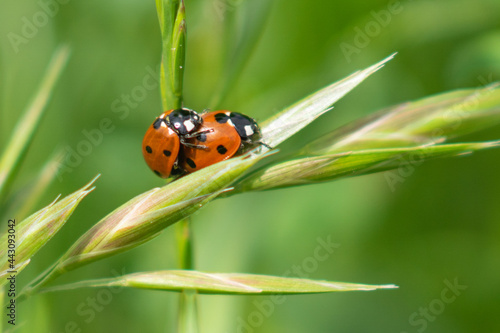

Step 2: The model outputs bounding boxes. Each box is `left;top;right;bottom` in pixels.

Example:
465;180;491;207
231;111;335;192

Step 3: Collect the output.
1;0;500;332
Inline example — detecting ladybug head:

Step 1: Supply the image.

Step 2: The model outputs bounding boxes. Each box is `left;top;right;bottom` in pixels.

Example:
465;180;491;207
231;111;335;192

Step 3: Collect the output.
167;108;203;135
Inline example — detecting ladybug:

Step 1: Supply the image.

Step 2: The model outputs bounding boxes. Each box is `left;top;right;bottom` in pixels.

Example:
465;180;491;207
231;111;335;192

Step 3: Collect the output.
142;108;210;178
180;111;265;173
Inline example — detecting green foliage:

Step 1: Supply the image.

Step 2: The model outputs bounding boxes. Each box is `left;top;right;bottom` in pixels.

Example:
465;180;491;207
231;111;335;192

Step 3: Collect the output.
234;142;500;192
19;54;401;304
2;0;500;332
235;84;500;192
260;54;396;148
0;176;95;286
41;270;396;295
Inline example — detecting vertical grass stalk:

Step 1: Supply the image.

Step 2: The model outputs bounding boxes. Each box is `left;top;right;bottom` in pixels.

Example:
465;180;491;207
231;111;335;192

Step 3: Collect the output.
177;290;198;333
156;1;197;331
175;218;194;270
156;0;186;110
175;218;198;332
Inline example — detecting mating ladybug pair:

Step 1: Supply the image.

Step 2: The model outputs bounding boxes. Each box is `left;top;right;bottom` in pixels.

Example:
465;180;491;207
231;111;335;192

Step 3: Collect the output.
142;108;266;178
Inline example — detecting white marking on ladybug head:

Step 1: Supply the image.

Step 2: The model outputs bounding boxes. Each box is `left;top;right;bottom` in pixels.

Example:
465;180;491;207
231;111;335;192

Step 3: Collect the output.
161;122;167;128
244;125;254;136
168;127;175;134
174;123;181;128
227;119;235;127
184;120;195;132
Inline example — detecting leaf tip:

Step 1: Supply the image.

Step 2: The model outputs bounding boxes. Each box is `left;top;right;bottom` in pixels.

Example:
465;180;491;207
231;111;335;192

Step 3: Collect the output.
380;284;399;289
482;140;500;149
372;52;397;73
85;174;101;189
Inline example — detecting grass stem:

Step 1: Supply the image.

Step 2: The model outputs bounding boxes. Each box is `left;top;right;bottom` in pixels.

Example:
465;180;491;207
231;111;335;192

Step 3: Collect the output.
175;219;198;332
177;290;199;333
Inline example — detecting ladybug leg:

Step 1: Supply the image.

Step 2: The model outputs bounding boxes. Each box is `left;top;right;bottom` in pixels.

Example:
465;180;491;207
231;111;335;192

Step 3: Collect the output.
180;128;214;150
179;137;209;150
183;128;214;139
240;137;272;150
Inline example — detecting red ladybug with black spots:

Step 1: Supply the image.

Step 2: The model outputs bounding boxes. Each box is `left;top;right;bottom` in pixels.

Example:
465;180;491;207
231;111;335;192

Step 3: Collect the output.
142;108;266;178
180;111;265;173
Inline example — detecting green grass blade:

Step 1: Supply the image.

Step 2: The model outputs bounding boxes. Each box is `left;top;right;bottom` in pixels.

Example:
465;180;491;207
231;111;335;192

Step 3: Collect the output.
59;153;265;270
260;53;396;149
21;151;270;296
233;83;500;192
234;142;500;192
0;46;70;203
304;84;500;154
40;270;397;295
157;0;185;110
0;176;97;286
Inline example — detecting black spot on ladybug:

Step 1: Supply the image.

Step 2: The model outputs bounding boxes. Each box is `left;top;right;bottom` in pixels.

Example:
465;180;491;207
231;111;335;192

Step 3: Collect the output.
186;158;197;169
154;170;161;177
215;113;229;124
153;118;163;129
197;133;207;142
163;150;171;157
217;145;228;155
146;146;153;154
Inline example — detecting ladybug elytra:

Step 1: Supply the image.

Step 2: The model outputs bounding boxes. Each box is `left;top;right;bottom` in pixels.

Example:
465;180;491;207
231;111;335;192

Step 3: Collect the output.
179;111;263;173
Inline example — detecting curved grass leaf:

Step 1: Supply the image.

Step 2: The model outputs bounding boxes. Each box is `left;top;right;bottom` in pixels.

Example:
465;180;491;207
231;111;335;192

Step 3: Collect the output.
58;153;265;271
0;46;70;203
260;53;396;149
41;270;397;295
21;151;270;296
303;84;500;154
234;142;500;192
0;175;96;286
